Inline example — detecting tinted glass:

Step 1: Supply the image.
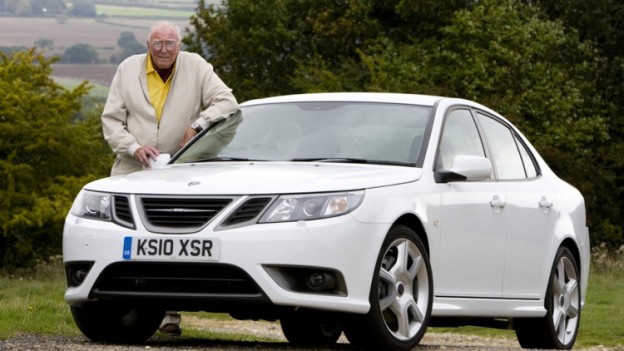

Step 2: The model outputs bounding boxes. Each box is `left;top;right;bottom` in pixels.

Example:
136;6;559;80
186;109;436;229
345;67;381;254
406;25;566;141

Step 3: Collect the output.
517;137;538;178
477;113;527;179
437;109;485;170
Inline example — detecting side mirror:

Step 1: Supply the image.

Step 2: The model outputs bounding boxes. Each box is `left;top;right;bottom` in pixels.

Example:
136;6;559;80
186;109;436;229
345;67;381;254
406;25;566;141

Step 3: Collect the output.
435;155;493;183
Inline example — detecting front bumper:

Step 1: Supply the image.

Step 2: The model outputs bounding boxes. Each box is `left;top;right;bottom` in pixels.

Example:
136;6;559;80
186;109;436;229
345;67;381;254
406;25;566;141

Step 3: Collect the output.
63;208;389;315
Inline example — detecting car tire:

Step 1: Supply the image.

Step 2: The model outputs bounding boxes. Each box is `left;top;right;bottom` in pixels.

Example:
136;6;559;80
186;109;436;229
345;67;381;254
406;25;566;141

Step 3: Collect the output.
342;225;433;351
514;246;581;349
280;310;342;346
71;302;164;343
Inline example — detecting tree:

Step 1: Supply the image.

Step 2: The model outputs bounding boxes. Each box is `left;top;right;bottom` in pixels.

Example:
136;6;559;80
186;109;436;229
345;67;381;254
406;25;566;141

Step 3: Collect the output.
0;0;66;15
38;0;67;14
526;0;624;244
185;0;491;100
68;0;96;17
15;0;32;15
0;0;18;13
34;37;54;50
0;49;110;268
186;0;396;100
110;32;146;63
186;0;298;100
117;31;140;50
63;43;98;63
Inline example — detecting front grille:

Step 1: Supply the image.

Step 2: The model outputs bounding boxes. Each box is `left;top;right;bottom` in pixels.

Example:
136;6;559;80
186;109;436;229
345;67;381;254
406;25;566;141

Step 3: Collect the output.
138;196;233;233
91;262;264;300
112;195;134;228
221;197;273;227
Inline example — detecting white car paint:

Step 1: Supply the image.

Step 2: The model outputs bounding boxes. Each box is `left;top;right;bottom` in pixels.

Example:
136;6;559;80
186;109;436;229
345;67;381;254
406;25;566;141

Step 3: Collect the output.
63;92;590;349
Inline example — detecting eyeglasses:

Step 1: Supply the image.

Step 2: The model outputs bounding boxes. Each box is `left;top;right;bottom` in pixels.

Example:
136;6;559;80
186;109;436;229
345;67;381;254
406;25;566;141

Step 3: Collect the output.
151;40;178;51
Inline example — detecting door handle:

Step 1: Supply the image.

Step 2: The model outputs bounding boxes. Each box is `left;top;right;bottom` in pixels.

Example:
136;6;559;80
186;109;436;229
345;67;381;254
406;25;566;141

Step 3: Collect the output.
490;195;505;212
539;196;553;213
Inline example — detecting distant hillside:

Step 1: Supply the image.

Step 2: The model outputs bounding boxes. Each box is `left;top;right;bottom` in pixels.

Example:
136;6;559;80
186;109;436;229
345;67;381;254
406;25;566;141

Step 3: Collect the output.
52;64;117;86
1;17;191;61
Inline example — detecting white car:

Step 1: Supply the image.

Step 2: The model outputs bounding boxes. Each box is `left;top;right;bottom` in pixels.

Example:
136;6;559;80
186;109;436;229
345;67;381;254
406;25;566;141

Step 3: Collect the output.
63;93;590;350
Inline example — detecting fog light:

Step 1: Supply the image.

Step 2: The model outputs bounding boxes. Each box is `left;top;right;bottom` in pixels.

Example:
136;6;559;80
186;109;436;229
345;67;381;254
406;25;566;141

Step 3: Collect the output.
306;272;337;291
307;272;325;288
263;265;347;296
65;262;94;287
72;268;88;283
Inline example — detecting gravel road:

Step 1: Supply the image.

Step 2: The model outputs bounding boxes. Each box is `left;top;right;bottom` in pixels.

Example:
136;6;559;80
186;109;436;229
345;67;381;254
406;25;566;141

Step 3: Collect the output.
0;318;619;351
0;334;520;351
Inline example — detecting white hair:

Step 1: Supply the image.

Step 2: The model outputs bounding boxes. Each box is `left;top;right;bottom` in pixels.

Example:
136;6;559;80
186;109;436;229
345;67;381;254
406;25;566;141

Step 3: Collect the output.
148;21;181;42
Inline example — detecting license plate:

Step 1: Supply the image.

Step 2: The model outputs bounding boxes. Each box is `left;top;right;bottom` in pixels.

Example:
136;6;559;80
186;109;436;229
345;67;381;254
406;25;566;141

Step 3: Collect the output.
122;236;220;260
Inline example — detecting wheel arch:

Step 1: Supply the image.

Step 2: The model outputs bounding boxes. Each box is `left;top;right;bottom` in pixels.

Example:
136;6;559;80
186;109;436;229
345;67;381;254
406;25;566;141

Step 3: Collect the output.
559;237;588;307
550;203;590;306
560;238;581;275
394;213;430;255
342;213;434;350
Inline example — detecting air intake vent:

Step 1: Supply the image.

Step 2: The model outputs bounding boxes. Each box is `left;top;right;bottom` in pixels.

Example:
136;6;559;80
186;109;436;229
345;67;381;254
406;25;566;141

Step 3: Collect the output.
138;196;234;233
91;262;266;301
112;195;134;229
221;197;273;227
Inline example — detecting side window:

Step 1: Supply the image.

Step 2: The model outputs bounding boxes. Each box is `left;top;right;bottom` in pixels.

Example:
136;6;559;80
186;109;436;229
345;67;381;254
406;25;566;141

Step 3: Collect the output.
517;137;538;178
437;109;485;170
476;113;527;180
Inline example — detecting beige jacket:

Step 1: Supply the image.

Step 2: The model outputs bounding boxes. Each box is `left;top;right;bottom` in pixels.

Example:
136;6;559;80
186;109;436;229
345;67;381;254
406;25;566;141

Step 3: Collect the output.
102;51;239;175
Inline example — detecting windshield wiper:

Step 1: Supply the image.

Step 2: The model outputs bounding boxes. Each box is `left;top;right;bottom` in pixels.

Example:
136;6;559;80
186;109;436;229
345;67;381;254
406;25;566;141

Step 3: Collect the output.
290;157;370;163
193;156;250;163
291;158;413;166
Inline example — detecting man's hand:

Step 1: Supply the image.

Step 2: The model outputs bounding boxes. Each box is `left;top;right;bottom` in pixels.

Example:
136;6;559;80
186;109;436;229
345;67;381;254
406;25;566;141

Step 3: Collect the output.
134;146;160;168
180;127;198;148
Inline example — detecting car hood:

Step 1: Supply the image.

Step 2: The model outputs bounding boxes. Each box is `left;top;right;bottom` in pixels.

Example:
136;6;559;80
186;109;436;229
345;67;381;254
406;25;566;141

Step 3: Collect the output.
84;162;422;195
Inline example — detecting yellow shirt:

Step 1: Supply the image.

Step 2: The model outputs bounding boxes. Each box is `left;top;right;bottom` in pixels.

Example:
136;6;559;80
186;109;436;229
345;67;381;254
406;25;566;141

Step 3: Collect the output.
146;54;175;123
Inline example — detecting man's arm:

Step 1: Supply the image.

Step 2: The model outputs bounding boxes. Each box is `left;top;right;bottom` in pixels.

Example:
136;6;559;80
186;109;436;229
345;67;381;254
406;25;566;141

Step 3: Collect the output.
180;58;239;147
197;60;239;128
101;68;142;157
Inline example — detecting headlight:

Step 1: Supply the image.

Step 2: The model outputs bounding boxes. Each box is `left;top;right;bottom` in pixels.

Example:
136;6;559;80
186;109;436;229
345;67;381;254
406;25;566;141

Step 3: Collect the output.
259;190;364;223
70;190;112;221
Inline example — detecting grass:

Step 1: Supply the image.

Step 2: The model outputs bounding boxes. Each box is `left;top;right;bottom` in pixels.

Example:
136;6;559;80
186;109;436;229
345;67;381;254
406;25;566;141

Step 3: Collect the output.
577;245;624;347
52;76;109;99
0;257;77;339
1;250;622;347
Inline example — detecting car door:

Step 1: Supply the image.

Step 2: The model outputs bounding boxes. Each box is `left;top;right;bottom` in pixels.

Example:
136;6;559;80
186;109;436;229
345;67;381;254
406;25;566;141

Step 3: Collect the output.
475;112;557;299
435;108;507;298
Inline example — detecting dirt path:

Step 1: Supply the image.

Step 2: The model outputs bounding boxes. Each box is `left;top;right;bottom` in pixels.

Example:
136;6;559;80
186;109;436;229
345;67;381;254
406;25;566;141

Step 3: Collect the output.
0;318;619;351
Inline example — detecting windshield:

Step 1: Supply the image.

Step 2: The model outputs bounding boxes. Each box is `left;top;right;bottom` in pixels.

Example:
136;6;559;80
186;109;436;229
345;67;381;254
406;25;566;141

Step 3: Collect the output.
174;101;432;166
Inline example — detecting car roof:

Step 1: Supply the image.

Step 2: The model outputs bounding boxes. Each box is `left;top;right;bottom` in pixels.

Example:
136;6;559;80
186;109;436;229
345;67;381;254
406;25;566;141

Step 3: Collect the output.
240;92;447;107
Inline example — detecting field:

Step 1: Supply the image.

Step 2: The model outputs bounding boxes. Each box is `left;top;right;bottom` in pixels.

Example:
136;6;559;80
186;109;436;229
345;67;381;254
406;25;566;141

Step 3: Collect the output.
52;64;117;86
2;13;200;91
0;17;192;61
96;4;194;18
1;0;224;88
52;67;113;98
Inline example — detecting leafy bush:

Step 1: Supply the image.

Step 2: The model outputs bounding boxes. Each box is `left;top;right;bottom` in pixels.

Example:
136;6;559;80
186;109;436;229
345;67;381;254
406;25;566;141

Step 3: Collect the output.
0;49;110;269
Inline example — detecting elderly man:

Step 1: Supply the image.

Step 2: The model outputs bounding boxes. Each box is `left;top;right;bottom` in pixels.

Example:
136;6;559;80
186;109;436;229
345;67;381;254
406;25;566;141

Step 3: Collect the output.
102;20;238;175
100;21;239;334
